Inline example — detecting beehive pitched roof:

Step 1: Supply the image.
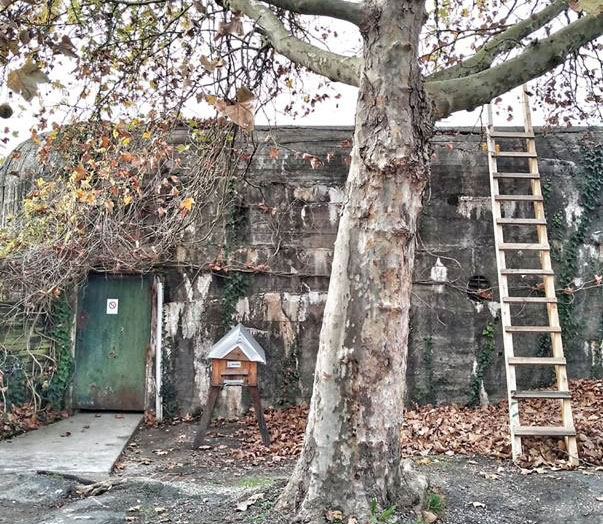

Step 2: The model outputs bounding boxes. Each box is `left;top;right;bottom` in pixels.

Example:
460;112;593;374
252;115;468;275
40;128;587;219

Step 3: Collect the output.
207;324;266;364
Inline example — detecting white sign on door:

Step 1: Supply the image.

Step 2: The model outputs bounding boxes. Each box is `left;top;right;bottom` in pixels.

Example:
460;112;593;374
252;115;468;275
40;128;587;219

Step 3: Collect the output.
106;298;119;315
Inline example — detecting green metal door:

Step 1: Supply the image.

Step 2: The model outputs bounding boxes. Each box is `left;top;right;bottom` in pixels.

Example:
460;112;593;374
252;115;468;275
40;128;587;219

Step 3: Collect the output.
75;274;152;410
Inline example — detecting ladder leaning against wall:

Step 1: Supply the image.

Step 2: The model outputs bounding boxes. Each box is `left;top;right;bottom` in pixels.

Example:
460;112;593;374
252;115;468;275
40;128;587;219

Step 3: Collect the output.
486;85;579;466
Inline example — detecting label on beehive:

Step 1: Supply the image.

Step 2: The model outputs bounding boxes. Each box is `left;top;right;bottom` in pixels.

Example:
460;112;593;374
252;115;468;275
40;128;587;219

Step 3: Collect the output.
227;361;242;368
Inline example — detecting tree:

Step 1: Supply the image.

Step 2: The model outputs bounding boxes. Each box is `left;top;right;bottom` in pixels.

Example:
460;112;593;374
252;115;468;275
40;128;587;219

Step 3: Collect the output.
1;0;602;521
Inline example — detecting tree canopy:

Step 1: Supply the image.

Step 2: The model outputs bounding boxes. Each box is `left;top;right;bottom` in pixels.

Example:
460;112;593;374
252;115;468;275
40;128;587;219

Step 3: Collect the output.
1;0;601;136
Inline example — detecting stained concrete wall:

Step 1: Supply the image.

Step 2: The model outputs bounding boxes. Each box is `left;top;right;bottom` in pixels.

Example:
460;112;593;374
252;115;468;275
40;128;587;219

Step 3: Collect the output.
159;126;602;416
1;127;601;416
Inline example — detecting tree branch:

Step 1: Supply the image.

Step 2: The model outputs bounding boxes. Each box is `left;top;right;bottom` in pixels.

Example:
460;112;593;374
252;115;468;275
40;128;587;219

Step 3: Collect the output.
426;12;603;118
428;0;570;82
227;0;361;85
259;0;365;25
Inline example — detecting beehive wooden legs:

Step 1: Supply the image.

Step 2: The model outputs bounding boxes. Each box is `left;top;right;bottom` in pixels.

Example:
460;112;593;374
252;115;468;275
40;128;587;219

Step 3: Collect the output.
192;385;271;449
249;386;271;447
193;385;222;448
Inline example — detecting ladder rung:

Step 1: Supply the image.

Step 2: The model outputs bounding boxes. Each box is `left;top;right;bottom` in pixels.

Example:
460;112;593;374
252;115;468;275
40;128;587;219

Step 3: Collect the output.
511;390;571;399
508;356;566;366
495;195;543;202
504;325;561;332
503;297;557;304
500;269;554;275
499;243;549;251
496;218;547;225
489;131;535;139
492;151;537;158
513;425;576;437
493;172;539;179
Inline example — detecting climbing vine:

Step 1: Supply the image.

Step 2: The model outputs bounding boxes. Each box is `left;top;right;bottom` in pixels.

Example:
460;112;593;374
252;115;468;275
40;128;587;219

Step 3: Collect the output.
467;321;496;407
218;272;250;335
160;335;179;418
550;143;602;357
422;335;436;404
43;293;74;409
0;292;73;412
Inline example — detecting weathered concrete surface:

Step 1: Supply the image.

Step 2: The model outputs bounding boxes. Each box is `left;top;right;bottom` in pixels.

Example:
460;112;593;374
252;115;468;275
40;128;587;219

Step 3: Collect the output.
159;127;602;415
2;127;601;415
0;413;141;480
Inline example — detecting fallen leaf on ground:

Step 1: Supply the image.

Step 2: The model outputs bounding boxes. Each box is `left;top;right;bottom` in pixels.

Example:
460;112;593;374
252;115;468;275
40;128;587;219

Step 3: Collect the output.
236;492;264;511
325;509;344;522
422;510;439;522
401;379;603;468
470;501;486;509
479;471;499;480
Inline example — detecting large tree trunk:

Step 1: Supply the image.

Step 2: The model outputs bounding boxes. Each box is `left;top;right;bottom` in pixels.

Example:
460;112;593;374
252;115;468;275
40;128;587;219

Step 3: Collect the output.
277;1;432;522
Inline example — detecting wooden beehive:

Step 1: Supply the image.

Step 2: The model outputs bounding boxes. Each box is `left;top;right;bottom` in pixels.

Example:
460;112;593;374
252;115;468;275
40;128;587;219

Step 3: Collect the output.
194;324;270;448
210;347;258;386
207;324;266;387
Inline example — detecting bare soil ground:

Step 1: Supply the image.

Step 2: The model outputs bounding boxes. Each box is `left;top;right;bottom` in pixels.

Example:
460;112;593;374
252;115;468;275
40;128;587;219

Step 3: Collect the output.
1;415;602;524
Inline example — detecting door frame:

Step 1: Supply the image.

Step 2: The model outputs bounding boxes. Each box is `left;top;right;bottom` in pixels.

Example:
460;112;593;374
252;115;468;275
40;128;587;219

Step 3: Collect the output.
69;272;164;420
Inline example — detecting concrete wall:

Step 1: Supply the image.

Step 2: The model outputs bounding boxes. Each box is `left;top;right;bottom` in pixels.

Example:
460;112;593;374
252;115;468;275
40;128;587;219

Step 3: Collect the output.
159;127;602;416
1;127;601;416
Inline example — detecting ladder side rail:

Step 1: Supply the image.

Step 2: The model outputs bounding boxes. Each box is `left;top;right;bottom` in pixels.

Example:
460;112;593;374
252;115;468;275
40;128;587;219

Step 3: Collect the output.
522;87;579;465
487;103;523;459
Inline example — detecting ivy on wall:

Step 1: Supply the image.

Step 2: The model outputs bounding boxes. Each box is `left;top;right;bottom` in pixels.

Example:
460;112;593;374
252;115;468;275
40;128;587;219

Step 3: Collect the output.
422;336;436;405
160;334;179;418
467;321;496;407
218;271;250;335
0;292;73;411
44;293;74;409
549;144;602;358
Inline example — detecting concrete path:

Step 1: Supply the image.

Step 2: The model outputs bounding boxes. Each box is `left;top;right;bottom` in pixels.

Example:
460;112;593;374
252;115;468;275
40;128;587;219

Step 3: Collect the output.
0;412;142;480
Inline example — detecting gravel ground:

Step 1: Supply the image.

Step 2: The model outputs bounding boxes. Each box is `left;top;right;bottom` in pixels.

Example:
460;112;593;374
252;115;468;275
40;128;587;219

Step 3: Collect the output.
1;417;602;524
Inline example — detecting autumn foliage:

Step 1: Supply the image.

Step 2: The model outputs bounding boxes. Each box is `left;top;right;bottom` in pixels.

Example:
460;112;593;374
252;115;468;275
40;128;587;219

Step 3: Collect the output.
0;118;242;310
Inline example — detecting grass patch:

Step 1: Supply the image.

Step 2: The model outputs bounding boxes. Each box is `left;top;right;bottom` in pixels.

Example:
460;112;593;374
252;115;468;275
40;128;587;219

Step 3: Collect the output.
425;490;444;514
237;476;274;489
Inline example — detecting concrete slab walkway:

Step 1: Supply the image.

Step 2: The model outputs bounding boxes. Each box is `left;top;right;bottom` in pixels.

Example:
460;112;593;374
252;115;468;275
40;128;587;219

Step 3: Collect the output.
0;412;142;480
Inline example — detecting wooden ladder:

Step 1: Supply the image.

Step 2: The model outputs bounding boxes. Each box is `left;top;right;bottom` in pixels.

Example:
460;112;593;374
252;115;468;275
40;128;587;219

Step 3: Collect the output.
486;86;579;466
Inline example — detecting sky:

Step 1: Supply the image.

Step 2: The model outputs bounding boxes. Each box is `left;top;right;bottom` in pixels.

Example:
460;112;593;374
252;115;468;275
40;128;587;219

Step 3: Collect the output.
0;7;599;157
0;76;544;157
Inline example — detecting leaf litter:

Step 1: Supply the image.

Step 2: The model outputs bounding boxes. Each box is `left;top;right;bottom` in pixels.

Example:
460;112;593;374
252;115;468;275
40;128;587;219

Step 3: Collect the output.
400;379;603;467
217;379;602;469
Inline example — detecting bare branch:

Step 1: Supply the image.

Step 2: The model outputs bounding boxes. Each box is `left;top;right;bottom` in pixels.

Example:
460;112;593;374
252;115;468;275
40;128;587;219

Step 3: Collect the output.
103;0;168;6
428;0;570;82
426;12;603;118
227;0;361;86
258;0;365;25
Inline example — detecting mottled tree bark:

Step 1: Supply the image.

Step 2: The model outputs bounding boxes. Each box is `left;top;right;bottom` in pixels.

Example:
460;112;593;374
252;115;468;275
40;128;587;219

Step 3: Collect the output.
277;1;431;521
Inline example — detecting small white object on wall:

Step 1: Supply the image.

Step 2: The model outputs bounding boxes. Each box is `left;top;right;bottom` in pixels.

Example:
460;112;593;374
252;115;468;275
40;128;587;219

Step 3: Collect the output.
106;298;119;315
